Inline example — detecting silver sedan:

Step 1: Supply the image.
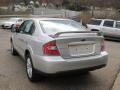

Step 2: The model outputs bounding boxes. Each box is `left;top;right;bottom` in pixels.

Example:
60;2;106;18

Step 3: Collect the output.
10;18;108;82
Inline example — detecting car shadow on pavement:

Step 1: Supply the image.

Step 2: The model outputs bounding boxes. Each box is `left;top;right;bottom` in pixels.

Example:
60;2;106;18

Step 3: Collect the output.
33;72;102;90
105;38;120;42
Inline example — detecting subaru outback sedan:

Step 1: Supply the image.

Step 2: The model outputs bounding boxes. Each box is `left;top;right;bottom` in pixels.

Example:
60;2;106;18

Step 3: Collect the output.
10;18;108;82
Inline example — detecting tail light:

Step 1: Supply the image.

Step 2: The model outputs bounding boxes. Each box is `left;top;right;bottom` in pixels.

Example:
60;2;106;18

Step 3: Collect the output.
101;39;105;51
43;41;60;56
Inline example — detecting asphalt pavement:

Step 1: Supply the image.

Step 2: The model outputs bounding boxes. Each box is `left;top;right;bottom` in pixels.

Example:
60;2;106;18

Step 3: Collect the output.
0;29;120;90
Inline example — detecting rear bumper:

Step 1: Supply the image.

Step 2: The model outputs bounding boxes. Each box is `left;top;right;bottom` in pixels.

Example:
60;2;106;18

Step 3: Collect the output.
33;51;108;74
36;64;106;76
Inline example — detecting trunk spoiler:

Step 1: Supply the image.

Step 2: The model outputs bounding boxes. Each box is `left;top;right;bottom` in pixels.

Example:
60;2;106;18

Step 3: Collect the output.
54;31;103;38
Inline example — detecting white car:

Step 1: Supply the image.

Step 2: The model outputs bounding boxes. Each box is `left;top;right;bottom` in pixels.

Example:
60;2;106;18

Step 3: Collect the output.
11;18;108;82
2;18;23;29
87;18;120;39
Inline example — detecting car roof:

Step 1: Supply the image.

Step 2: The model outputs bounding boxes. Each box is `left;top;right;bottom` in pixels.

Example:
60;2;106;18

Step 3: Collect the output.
29;18;72;21
91;18;115;21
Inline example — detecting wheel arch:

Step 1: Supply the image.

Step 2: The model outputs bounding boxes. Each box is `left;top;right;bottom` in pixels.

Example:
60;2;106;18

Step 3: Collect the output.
91;29;100;31
25;49;30;60
10;38;12;42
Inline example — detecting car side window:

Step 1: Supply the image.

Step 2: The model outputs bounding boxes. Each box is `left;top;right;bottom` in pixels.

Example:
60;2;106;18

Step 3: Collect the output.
20;20;35;35
103;21;114;27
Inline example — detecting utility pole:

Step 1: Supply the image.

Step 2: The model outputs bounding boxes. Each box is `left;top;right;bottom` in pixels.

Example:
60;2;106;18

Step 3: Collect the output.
91;5;95;17
8;0;13;14
75;0;77;10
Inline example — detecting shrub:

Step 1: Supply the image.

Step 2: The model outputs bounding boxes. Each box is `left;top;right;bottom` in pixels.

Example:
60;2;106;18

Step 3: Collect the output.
65;3;89;11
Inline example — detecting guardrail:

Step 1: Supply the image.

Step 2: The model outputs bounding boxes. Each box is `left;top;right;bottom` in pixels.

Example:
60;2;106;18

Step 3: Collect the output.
0;14;63;18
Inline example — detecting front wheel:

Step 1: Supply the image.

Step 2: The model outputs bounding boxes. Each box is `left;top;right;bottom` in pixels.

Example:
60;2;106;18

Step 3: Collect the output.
11;41;18;55
11;25;15;32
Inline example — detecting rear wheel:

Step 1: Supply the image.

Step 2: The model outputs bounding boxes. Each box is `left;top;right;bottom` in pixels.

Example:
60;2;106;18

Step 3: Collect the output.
26;53;41;82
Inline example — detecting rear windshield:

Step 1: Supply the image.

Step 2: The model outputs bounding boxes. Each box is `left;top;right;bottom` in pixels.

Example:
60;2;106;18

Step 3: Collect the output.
40;20;86;35
88;19;102;25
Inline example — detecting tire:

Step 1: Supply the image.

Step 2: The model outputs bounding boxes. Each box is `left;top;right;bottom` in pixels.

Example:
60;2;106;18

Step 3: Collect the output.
11;25;14;31
11;26;15;32
26;53;40;82
11;24;14;29
82;71;90;74
11;41;18;55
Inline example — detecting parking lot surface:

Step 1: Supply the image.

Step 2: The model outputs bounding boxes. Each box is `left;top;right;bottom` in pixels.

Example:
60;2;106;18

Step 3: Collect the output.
0;29;120;90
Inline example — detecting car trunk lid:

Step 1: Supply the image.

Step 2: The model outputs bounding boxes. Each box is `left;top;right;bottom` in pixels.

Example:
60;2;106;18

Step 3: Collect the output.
54;31;103;59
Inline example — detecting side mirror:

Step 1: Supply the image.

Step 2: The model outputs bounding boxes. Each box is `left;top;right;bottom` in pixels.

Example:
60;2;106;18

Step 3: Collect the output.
15;24;21;33
15;27;20;33
11;24;20;33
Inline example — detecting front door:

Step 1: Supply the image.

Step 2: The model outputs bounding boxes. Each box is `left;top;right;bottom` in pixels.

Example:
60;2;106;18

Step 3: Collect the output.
17;20;35;57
